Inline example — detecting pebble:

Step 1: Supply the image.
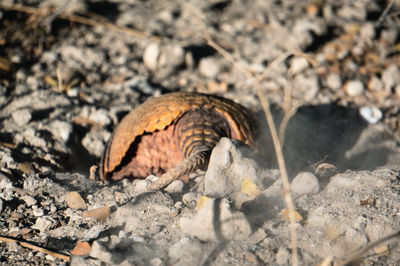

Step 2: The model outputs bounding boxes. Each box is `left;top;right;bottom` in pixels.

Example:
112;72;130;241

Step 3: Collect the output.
143;43;160;71
344;80;364;96
158;44;185;70
382;64;400;91
48;121;72;142
22;195;37;207
360;23;375;41
199;57;221;79
182;192;197;208
326;73;342;90
88;108;112;127
359;106;382;124
289;57;309;74
150;258;163;266
395;85;400;97
367;76;384;91
164;180;184;193
11;109;31;126
0;174;13;190
65;191;87;210
32;216;54;232
179;197;252;242
134;179;151;194
32;207;44;217
81;129;110;158
291;172;320;196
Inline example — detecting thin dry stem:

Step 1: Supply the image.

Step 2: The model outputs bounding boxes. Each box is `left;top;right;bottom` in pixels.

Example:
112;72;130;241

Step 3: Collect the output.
0;236;70;261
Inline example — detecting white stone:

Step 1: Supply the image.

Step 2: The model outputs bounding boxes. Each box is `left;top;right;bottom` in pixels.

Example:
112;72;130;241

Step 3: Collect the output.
291;172;319;196
182;192;197;208
164;180;184;193
359;106;382;124
368;76;384;91
289;57;309;74
199;57;221;79
11;109;31;126
33;207;44;217
22;195;37;206
48;121;72;142
382;64;400;91
326;73;341;90
32;216;54;232
344;80;364;96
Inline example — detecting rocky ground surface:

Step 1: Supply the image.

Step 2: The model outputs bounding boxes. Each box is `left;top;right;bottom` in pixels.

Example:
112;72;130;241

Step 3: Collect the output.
0;0;400;265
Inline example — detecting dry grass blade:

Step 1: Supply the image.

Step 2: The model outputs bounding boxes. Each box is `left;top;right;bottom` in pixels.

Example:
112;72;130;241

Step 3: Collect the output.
0;3;161;42
0;236;70;261
204;31;299;266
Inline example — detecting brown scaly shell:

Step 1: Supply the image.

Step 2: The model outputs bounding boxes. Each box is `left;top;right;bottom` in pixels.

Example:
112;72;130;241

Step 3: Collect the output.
100;92;257;188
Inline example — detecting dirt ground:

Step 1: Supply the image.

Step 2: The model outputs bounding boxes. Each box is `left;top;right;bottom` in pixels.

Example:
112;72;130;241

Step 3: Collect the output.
0;0;400;265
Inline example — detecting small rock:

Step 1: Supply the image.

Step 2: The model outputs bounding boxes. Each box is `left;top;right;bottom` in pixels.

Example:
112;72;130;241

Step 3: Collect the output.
199;57;221;79
48;121;72;142
81;129;110;158
134;179;152;194
88;108;112;127
360;23;375;41
32;207;44;217
158;44;185;70
182;192;197;208
382;64;400;91
168;237;203;265
367;76;384;91
85;225;102;239
65;191;87;210
326;73;342;90
143;43;160;71
90;241;114;264
395;84;400;97
150;258;163;266
11;109;31;126
359;106;382;124
0;174;13;190
289;57;309;74
179;197;252;242
22;195;37;207
344;80;364;96
164;180;184;193
32;216;54;232
291;172;320;196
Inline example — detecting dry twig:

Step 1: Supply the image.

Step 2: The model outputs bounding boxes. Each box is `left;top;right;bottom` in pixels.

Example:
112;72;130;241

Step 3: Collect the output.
0;236;70;262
